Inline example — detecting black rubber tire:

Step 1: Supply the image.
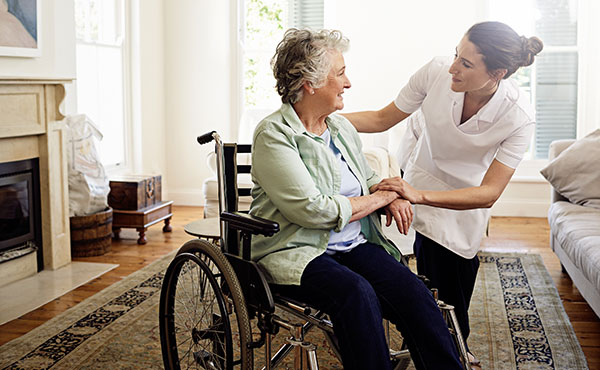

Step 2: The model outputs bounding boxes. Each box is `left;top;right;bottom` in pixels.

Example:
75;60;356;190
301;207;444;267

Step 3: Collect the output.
159;239;253;369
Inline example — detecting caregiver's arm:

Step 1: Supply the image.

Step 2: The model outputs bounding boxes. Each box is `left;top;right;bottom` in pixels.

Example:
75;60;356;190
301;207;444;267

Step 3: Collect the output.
342;102;411;133
375;159;515;210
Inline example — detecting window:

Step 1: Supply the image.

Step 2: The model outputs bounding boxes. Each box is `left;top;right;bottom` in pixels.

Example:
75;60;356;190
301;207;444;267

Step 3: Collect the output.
237;0;323;141
241;0;287;111
489;0;579;159
74;0;129;168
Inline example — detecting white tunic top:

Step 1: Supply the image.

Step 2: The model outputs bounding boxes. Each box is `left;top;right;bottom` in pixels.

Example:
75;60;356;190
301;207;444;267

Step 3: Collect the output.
394;57;535;258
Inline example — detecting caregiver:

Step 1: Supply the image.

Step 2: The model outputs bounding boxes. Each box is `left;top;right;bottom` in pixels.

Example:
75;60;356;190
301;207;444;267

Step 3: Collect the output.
343;21;543;366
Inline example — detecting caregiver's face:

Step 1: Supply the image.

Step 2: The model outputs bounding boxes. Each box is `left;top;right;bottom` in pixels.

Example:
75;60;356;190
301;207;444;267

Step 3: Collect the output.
448;36;496;93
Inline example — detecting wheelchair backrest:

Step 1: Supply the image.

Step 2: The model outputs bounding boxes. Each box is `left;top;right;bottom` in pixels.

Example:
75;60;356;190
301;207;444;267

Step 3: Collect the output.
222;143;252;256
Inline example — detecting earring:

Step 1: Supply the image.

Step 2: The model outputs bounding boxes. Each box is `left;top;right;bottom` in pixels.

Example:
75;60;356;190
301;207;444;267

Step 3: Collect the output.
310;90;315;95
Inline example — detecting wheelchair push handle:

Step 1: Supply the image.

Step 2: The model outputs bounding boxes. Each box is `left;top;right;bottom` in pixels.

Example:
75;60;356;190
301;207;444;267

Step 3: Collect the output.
197;131;217;145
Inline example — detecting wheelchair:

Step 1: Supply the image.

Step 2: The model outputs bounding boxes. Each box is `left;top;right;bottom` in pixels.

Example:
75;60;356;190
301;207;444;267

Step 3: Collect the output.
159;131;471;369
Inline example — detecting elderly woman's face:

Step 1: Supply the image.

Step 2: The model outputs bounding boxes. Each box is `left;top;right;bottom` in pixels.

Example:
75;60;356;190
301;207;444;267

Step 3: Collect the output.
314;50;351;112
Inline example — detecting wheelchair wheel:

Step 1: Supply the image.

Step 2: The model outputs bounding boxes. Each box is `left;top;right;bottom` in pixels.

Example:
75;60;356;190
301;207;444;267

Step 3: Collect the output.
159;239;253;370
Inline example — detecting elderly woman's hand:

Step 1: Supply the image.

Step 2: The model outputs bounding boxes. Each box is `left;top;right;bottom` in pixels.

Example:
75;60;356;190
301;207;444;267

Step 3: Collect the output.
374;177;423;204
384;199;413;235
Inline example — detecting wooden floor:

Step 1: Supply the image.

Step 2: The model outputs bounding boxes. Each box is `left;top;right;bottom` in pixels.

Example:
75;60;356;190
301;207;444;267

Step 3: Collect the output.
1;206;598;368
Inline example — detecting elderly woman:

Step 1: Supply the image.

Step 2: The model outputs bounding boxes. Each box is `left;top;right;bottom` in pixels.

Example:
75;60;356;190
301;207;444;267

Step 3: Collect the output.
249;28;462;370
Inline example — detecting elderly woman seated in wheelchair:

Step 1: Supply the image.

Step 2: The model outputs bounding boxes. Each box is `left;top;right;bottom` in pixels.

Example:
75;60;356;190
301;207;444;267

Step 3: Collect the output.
248;28;463;370
159;28;469;370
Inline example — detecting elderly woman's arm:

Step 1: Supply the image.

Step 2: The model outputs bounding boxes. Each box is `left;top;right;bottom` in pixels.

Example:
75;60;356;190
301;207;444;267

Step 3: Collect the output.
383;199;413;235
253;128;399;231
348;190;398;222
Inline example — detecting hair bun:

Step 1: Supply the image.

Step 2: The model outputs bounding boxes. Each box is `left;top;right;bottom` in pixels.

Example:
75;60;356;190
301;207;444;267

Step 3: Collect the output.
521;36;544;67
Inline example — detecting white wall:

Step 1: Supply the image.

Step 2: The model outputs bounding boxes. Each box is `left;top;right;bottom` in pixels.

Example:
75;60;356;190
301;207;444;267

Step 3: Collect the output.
133;0;167;191
329;0;482;112
326;0;483;150
0;0;76;80
578;0;600;138
164;0;233;206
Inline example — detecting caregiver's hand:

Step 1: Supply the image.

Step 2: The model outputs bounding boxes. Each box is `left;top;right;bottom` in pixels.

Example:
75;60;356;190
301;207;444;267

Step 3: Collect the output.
384;199;413;235
375;177;423;205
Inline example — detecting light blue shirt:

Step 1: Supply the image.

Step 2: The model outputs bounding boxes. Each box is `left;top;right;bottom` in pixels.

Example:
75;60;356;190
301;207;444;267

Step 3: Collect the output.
320;129;367;253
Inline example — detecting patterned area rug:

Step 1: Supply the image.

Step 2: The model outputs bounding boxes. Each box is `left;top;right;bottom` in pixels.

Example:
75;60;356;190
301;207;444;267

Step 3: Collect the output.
0;252;588;369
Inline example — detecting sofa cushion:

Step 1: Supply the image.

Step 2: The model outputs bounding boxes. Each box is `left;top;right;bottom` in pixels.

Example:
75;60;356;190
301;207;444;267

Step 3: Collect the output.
548;201;600;290
541;129;600;209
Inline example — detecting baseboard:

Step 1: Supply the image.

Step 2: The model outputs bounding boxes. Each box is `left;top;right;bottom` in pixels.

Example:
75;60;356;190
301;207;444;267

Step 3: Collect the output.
167;189;206;206
490;199;550;217
488;178;550;217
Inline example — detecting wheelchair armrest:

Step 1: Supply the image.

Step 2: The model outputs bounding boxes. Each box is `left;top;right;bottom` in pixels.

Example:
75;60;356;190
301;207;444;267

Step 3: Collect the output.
221;211;280;237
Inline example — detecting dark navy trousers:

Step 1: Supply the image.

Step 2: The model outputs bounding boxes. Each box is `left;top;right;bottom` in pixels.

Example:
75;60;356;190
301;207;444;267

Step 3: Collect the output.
273;242;462;370
414;232;480;351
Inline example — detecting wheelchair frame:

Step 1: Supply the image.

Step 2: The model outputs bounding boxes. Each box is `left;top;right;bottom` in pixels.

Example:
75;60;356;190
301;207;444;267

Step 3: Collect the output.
158;131;471;370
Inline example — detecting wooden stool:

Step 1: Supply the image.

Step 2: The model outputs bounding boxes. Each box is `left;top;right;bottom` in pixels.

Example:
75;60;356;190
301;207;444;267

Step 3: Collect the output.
112;200;173;244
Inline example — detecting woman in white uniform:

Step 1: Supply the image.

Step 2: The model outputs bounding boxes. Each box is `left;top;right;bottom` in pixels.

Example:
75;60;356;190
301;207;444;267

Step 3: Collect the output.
344;21;543;366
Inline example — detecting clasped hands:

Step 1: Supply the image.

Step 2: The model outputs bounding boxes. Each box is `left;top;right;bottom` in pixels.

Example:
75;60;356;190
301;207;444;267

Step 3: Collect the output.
373;177;422;235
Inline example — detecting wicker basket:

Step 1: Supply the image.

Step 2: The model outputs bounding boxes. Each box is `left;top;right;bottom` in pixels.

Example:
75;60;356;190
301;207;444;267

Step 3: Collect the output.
70;207;113;257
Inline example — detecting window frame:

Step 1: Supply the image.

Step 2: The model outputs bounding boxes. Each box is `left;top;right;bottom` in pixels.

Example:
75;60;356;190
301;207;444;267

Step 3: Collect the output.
74;0;133;172
486;0;584;180
233;0;325;142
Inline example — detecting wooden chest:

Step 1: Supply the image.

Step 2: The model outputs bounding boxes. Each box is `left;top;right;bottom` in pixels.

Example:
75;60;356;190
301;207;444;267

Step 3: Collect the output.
108;174;162;210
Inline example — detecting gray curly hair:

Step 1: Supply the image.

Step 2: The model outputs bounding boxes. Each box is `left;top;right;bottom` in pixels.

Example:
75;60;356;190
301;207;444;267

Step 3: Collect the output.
271;28;349;104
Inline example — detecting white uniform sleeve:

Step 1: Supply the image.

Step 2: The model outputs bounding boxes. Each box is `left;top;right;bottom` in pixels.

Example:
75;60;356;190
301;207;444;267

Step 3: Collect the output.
495;122;535;168
394;57;445;114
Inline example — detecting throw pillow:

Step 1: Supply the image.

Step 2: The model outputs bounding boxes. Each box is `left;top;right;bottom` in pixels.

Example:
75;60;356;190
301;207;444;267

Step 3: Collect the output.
540;129;600;209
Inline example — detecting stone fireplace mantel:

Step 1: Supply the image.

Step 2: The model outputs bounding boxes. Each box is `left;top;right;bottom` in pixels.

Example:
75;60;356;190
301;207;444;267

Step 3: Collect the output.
0;78;72;286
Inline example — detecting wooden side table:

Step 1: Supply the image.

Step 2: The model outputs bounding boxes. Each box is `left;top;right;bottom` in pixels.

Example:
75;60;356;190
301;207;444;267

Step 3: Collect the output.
112;200;173;244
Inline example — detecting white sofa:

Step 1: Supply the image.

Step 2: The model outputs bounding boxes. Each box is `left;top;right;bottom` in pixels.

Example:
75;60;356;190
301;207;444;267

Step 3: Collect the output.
546;139;600;318
201;146;416;255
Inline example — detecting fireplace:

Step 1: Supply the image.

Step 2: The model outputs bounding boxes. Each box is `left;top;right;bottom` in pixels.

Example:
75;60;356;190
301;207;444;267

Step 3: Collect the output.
0;158;42;271
0;78;72;287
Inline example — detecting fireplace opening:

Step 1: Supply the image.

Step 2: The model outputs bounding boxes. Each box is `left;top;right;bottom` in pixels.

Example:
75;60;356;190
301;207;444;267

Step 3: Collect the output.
0;158;43;271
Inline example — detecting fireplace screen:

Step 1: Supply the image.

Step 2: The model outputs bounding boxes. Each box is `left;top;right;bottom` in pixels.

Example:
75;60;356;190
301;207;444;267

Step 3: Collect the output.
0;173;33;248
0;158;42;269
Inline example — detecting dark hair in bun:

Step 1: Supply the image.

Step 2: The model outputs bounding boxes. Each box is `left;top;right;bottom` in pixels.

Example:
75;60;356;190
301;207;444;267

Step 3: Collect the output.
466;21;544;79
